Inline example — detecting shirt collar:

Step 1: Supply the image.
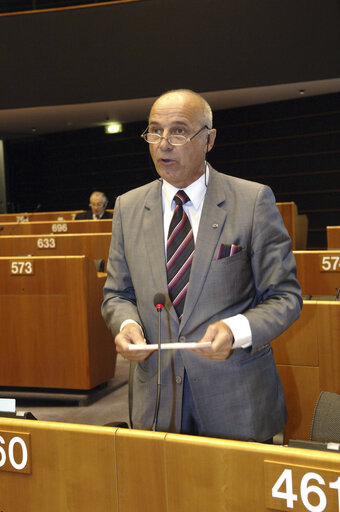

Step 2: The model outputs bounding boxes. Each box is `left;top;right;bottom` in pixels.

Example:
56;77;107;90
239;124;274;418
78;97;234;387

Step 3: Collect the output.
162;165;209;211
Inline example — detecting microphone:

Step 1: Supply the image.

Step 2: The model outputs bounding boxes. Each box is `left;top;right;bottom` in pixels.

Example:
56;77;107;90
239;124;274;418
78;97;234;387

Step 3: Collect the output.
151;293;166;431
154;293;165;312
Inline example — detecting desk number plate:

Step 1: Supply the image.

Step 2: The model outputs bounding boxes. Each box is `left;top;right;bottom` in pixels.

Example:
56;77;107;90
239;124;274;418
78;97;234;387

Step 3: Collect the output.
320;255;340;272
0;431;31;474
10;261;34;275
265;461;340;511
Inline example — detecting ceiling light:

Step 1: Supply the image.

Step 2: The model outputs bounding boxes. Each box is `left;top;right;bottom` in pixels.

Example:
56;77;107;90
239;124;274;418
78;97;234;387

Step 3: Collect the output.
105;122;123;134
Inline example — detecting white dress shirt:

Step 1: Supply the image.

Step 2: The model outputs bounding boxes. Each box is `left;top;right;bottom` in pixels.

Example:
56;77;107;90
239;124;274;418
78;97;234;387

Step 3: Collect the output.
162;167;252;349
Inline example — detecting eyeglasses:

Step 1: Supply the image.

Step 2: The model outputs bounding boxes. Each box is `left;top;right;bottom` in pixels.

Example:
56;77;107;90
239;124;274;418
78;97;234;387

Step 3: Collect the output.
141;125;210;146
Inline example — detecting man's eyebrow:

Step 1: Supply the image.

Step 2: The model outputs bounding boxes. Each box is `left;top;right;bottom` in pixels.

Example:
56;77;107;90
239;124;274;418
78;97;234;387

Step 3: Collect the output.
149;121;190;128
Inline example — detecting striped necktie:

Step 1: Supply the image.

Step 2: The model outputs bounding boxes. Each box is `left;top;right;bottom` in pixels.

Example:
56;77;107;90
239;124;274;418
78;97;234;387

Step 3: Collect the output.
166;190;195;320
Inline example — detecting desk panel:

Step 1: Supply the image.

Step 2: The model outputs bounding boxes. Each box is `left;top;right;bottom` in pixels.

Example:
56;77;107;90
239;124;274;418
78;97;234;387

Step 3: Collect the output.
0;419;117;512
327;225;340;249
294;250;340;297
0;255;115;389
0;232;111;263
0;219;112;235
272;301;340;442
1;420;340;512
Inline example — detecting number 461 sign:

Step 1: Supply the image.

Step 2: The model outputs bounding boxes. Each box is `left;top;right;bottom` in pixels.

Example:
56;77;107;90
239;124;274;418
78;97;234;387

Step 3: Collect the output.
265;461;340;511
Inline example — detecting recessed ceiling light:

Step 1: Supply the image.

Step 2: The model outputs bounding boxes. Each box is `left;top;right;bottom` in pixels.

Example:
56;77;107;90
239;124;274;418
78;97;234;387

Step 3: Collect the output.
105;122;123;134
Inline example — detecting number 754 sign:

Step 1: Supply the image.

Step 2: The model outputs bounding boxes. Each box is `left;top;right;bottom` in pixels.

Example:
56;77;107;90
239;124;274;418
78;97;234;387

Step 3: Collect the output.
265;461;340;511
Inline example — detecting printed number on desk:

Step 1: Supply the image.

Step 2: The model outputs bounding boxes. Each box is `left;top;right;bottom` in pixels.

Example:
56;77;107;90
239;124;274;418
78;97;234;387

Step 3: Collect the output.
265;461;340;511
11;261;34;275
320;255;340;272
52;223;67;233
37;237;56;249
0;432;31;474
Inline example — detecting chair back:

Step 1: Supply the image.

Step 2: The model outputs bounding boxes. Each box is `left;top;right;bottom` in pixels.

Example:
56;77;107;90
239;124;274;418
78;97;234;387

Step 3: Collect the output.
310;391;340;442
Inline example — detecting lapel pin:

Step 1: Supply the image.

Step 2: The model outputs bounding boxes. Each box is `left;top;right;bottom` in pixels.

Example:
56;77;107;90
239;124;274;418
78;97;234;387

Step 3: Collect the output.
212;223;219;228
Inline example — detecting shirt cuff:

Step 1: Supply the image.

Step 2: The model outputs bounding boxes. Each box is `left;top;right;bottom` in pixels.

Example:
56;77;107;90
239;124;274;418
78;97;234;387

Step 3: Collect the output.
120;319;143;334
222;314;252;349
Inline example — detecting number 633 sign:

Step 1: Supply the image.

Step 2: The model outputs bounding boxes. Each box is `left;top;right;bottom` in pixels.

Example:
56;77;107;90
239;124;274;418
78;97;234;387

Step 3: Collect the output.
265;461;340;512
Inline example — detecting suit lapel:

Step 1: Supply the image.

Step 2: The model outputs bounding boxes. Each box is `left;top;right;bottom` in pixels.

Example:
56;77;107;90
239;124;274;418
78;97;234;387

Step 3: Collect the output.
180;168;228;331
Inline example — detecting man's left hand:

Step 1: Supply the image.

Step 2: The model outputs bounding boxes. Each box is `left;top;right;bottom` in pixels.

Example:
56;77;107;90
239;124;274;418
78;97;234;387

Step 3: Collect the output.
191;321;234;360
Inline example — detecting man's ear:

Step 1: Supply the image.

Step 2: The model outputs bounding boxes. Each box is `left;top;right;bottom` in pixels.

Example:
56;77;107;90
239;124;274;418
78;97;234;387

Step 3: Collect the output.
206;128;217;153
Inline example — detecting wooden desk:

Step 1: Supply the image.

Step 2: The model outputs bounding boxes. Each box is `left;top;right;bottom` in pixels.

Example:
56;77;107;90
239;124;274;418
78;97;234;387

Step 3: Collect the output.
294;250;340;297
1;418;339;512
0;210;114;223
0;219;112;236
277;202;308;250
327;226;340;249
272;301;340;442
0;419;117;512
0;210;83;222
0;232;111;264
0;255;115;389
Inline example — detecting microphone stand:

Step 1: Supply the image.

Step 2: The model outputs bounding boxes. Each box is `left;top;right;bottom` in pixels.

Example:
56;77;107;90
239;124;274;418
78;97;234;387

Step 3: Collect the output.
151;294;165;431
152;306;162;431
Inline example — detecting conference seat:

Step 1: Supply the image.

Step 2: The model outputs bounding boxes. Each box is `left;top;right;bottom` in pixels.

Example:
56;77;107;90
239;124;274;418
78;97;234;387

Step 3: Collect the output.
310;391;340;443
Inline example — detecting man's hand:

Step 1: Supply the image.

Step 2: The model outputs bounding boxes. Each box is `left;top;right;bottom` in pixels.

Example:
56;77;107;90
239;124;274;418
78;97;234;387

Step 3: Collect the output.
114;322;155;362
191;321;234;360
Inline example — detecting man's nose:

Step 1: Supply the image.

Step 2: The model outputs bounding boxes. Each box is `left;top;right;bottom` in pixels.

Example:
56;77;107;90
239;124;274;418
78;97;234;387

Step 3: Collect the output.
158;133;172;150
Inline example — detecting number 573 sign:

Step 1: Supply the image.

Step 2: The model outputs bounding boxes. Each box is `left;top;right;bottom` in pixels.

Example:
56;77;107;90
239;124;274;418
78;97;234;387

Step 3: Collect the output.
265;461;340;512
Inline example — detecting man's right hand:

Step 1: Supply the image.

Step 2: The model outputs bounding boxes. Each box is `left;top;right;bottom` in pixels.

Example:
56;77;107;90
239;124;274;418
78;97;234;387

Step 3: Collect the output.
115;322;155;361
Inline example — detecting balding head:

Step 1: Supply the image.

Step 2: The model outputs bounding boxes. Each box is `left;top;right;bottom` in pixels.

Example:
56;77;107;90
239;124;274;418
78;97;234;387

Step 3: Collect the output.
150;89;213;129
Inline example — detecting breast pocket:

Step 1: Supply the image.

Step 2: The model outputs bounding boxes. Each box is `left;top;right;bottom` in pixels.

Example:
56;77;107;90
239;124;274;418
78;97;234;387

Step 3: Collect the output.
205;249;255;306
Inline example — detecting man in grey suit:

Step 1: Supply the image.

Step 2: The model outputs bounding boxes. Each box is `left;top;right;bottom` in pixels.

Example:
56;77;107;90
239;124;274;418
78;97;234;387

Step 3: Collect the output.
102;89;302;442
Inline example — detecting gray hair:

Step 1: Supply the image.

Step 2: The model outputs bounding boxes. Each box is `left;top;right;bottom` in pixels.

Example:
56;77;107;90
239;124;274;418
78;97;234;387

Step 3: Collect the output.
90;191;108;203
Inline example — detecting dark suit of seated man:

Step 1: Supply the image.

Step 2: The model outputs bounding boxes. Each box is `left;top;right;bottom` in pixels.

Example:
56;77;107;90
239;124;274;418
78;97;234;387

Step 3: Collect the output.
75;191;113;220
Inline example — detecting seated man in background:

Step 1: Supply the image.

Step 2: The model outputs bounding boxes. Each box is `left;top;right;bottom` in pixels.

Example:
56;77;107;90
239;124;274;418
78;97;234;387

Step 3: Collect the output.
75;191;113;220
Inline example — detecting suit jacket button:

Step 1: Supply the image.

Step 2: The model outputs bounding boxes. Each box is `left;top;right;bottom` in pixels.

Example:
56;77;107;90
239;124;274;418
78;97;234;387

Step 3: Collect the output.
175;376;182;384
179;336;186;342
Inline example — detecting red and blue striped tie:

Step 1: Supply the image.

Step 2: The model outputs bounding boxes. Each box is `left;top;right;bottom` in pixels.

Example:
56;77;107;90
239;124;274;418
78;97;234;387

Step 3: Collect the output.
167;190;195;320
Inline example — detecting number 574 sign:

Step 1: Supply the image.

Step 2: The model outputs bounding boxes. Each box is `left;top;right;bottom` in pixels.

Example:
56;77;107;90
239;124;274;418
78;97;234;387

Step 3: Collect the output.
265;461;340;511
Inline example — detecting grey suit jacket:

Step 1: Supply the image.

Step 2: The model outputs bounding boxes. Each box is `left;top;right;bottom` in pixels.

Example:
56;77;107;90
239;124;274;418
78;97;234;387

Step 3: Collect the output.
102;167;302;441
